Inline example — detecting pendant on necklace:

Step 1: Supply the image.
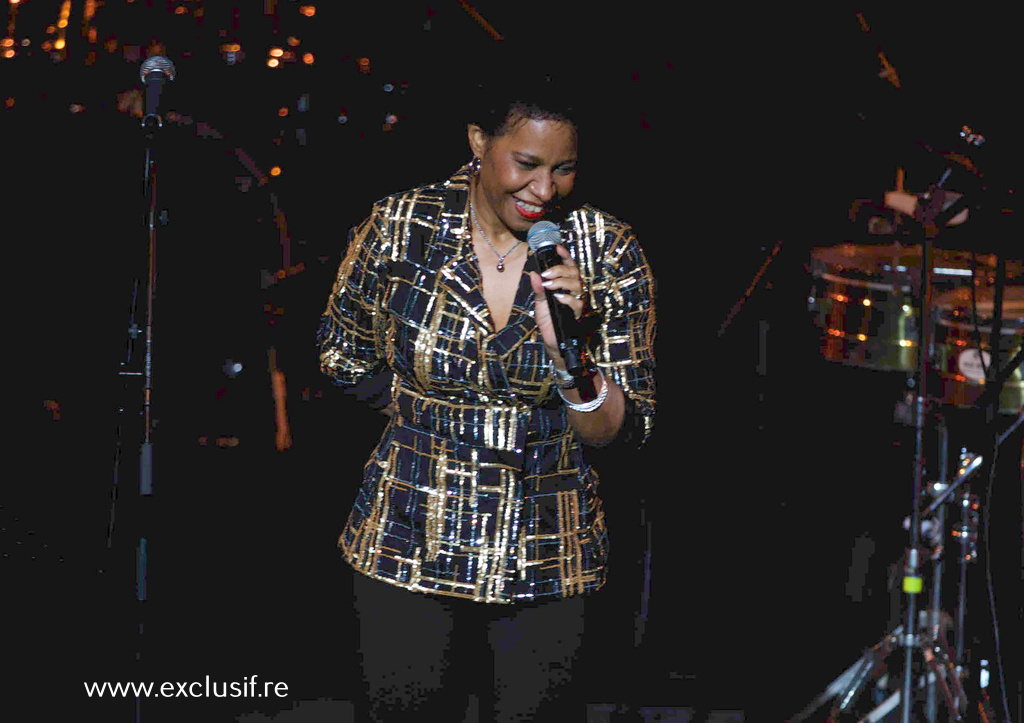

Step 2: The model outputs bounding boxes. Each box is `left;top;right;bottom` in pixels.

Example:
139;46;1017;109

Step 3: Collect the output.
497;261;505;272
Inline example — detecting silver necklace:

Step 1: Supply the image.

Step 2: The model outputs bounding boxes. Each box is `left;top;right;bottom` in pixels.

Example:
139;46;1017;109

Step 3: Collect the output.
469;200;522;272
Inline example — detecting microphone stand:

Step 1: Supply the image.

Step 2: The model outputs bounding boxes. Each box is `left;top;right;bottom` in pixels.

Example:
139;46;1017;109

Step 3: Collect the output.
107;56;174;712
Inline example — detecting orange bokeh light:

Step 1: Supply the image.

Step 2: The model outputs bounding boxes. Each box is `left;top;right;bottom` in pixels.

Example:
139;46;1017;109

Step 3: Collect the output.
302;53;314;65
300;5;315;17
269;47;283;57
267;58;279;68
270;166;282;176
54;38;66;50
278;107;289;117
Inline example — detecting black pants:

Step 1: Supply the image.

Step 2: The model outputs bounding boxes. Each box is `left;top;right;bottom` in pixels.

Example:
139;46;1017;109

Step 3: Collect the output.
350;569;588;722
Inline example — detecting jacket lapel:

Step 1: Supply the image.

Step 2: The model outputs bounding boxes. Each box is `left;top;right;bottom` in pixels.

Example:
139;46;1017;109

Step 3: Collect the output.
433;167;541;363
434;176;493;333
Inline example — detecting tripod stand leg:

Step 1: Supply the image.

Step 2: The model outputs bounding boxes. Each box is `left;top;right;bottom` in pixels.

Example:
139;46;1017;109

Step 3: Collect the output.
789;656;866;723
857;691;901;723
830;654;879;719
789;628;900;723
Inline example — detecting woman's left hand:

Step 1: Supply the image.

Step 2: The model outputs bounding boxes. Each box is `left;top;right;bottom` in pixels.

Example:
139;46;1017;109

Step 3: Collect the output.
528;243;586;361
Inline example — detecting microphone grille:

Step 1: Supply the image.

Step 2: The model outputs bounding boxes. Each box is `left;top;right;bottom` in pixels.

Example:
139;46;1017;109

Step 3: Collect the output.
140;56;176;84
526;221;560;251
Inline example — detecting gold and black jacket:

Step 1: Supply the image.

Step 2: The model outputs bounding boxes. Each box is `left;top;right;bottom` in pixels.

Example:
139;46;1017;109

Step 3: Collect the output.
318;164;656;604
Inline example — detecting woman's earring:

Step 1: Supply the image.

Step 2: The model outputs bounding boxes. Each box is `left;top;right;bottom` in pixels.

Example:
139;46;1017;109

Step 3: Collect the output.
470;157;481;177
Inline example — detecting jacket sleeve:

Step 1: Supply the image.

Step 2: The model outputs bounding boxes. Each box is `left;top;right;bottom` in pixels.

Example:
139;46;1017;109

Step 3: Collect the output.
589;223;656;446
317;205;391;389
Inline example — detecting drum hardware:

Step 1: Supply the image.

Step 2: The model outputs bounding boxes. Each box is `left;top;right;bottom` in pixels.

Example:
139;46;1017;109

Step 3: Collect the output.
891;178;978;723
789;613;975;723
791;446;994;722
805;242;1019;722
804;101;1020;717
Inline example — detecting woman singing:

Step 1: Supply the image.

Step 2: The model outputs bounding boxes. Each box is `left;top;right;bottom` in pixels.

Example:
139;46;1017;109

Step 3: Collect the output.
317;69;656;721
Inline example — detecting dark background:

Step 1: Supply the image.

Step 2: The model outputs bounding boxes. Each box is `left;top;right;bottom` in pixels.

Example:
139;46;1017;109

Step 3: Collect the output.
8;3;1022;721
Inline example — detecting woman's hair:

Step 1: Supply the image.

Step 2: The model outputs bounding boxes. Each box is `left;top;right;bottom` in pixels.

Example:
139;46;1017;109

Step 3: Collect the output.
466;54;583;139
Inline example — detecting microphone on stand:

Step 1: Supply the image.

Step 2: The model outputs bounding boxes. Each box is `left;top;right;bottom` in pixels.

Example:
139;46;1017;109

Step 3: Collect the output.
139;56;176;132
527;221;597;401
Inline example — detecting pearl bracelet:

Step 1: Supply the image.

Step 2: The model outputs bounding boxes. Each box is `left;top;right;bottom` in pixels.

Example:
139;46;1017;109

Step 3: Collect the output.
557;368;608;412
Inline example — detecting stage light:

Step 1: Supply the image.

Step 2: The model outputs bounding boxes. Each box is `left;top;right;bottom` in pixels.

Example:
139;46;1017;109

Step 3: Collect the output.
270;47;283;57
300;5;315;16
287;36;300;46
278;107;288;116
302;53;313;65
2;49;13;58
1;38;13;48
267;58;279;68
270;166;282;176
54;38;65;50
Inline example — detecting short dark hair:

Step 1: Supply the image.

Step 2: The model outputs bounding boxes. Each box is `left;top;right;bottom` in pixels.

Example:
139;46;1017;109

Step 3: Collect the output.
466;54;582;139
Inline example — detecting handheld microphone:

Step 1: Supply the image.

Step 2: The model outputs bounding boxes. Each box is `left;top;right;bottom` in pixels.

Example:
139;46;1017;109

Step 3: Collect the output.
527;221;596;400
139;56;176;132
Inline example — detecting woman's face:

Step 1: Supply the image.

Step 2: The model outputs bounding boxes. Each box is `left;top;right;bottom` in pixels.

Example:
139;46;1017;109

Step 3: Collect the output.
470;117;578;236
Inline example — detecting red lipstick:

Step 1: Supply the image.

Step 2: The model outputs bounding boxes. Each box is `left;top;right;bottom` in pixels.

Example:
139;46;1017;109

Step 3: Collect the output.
514;199;545;220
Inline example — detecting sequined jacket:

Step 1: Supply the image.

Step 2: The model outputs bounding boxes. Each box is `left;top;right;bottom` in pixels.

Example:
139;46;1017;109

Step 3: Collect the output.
318;164;656;604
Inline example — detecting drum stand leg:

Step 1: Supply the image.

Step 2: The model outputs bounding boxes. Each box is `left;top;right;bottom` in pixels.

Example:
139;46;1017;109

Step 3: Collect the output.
789;434;998;722
787;628;899;723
